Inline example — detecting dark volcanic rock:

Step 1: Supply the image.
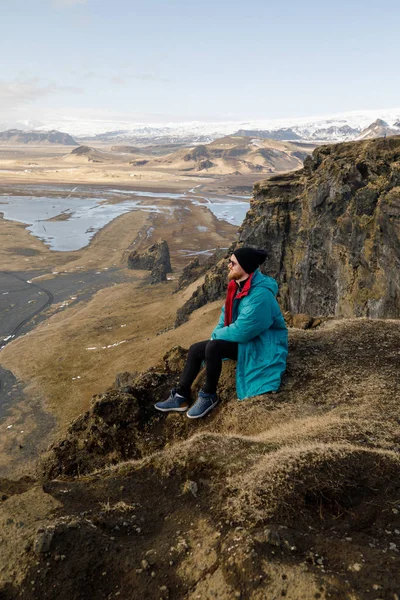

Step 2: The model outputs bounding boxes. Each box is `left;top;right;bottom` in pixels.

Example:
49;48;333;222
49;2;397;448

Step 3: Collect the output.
198;159;214;170
177;137;400;322
174;249;226;293
183;145;209;161
241;137;400;317
128;240;172;283
150;264;167;284
175;258;230;326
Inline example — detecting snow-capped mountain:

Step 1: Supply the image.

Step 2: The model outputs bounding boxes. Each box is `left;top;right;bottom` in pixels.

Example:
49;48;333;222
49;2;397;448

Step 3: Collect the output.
1;108;399;144
356;119;400;140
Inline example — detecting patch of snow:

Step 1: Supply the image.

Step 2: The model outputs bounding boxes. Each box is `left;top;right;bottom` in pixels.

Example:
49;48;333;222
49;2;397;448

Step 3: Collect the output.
101;340;127;349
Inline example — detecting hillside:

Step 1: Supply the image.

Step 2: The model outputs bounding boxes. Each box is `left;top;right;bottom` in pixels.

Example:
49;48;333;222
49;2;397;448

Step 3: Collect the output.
133;135;314;175
1;137;400;599
1;319;399;599
0;129;78;145
63;145;126;163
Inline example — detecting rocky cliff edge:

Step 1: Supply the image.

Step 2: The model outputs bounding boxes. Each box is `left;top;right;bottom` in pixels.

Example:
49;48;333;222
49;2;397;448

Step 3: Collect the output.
177;136;400;325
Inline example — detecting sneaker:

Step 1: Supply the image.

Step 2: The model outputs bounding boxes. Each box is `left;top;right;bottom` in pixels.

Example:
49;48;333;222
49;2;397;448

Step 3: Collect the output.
154;388;189;413
187;390;219;419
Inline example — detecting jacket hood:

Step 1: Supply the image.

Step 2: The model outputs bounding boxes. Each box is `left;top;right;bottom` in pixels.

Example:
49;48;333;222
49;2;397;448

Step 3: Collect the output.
251;269;279;297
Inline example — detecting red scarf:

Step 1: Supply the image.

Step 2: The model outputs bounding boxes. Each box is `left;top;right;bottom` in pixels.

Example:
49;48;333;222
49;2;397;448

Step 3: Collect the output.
224;273;254;326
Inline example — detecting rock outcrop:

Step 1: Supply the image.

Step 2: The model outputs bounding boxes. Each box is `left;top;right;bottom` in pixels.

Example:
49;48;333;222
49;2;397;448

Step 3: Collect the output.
175;261;229;325
0;128;78;145
128;240;172;283
68;145;109;162
174;248;226;293
177;137;400;322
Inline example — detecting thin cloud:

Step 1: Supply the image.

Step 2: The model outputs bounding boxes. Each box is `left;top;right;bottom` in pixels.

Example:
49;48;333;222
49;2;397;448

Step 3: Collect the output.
0;78;83;110
52;0;87;7
135;74;170;83
82;70;170;84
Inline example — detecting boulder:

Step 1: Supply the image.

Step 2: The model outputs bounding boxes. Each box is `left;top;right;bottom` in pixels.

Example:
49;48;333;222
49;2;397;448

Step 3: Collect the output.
292;314;313;330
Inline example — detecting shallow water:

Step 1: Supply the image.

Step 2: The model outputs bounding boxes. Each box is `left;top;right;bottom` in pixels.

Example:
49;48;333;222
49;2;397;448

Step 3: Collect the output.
0;187;250;251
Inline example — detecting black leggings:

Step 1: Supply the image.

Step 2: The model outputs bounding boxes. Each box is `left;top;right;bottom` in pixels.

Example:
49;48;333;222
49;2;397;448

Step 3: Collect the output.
177;339;238;397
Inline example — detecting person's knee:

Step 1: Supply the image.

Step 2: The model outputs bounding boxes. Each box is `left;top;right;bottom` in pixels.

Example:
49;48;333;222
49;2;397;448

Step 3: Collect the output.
205;339;220;359
187;343;198;359
187;340;206;360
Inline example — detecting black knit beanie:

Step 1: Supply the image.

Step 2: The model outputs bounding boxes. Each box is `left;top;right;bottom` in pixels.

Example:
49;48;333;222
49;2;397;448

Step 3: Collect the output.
233;247;267;274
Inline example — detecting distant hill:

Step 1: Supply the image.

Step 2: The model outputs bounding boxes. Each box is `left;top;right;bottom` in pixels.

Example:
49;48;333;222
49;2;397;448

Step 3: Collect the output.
132;135;315;175
64;145;115;163
307;124;360;140
0;129;78;145
356;119;400;140
233;124;365;142
233;128;302;141
83;129;214;146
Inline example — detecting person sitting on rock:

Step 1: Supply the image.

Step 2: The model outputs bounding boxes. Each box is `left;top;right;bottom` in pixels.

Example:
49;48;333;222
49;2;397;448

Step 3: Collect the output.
155;247;288;419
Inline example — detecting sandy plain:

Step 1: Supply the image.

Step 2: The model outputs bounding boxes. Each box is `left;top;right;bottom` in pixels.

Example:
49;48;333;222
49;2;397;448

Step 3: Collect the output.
0;142;264;192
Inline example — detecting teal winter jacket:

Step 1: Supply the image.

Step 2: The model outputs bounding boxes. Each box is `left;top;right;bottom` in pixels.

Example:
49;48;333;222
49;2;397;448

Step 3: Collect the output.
211;269;288;400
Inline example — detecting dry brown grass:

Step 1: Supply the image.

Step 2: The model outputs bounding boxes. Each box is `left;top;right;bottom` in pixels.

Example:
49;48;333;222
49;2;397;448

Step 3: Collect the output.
1;279;223;431
2;318;400;599
225;442;400;525
99;499;137;513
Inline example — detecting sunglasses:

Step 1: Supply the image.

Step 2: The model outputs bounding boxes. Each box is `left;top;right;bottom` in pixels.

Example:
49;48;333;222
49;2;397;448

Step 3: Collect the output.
228;259;238;267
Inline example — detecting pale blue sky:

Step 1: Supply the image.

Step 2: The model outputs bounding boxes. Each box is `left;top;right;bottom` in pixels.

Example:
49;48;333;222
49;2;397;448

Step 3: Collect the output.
1;0;400;124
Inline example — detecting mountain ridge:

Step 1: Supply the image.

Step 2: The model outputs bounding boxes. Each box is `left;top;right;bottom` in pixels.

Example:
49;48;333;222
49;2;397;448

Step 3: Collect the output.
0;129;78;145
2;107;400;141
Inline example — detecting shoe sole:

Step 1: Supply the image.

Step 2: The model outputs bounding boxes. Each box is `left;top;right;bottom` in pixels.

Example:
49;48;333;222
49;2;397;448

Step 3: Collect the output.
154;404;189;413
187;400;219;419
